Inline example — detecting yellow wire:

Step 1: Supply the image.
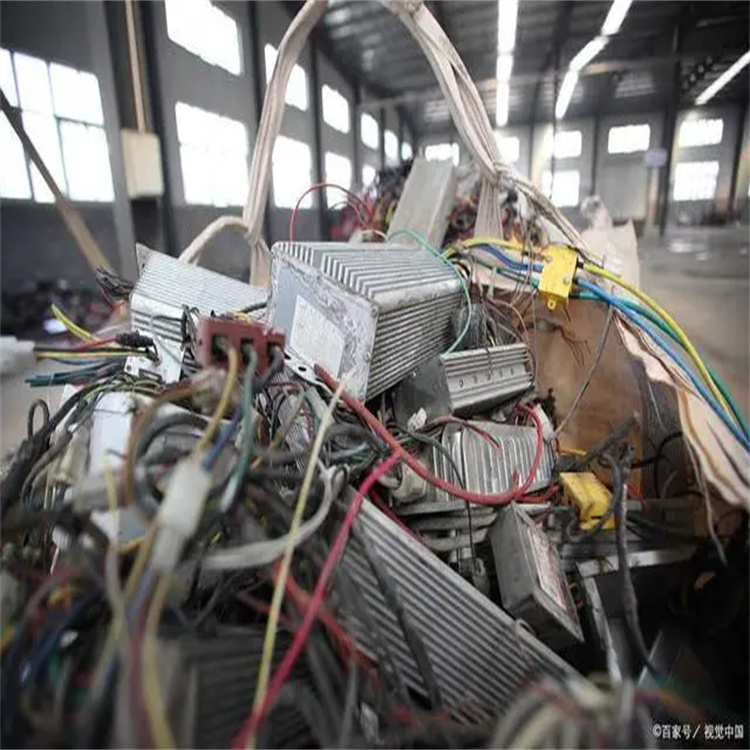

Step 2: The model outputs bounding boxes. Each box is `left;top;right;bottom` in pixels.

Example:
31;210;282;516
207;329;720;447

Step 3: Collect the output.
50;304;99;342
463;235;525;253
1;624;17;654
248;380;347;749
582;262;730;416
35;351;132;360
191;347;239;457
143;573;176;749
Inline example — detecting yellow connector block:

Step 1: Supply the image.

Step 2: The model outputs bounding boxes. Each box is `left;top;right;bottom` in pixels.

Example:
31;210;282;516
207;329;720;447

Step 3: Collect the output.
559;472;614;530
538;245;578;310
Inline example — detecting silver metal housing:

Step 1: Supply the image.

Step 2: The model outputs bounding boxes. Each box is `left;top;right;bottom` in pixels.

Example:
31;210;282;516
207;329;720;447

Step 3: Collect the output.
341;498;582;723
394;343;533;424
129;245;267;381
268;242;463;400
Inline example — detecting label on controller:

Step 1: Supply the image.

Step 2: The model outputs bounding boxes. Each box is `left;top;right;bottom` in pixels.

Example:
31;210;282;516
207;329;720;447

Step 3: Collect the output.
289;296;345;377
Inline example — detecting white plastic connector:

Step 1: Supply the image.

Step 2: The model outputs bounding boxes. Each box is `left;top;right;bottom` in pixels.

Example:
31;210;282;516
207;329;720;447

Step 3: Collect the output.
532;403;555;443
151;458;212;571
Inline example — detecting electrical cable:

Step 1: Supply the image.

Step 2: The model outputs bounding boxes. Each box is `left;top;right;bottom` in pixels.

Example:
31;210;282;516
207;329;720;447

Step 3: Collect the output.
387;228;472;353
230;453;401;749
315;364;546;506
349;517;443;709
192;346;239;458
555;304;614;437
248;379;347;747
577;279;750;451
582;261;731;419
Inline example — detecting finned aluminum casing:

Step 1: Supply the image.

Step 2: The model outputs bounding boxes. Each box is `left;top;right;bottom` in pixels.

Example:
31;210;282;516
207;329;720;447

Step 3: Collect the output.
394;342;533;424
268;242;463;401
340;497;583;722
433;421;556;505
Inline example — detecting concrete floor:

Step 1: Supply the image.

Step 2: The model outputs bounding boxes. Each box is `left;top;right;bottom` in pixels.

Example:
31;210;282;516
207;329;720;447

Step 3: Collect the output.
1;225;748;455
639;225;749;421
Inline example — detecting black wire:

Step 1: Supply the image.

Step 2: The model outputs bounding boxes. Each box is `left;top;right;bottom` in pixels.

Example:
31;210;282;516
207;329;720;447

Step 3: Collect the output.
613;445;660;678
27;399;50;438
349;516;443;710
338;655;359;749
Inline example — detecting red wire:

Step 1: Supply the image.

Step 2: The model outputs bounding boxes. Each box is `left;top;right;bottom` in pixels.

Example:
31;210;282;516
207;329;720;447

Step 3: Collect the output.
289;182;372;241
72;336;118;351
230;454;401;749
314;365;545;506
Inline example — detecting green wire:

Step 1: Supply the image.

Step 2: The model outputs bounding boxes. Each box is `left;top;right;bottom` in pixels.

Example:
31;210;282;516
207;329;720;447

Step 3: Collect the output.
387;228;472;353
575;291;749;438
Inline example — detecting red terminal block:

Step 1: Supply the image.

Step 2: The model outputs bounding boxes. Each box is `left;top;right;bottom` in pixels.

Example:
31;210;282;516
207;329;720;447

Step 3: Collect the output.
195;316;285;374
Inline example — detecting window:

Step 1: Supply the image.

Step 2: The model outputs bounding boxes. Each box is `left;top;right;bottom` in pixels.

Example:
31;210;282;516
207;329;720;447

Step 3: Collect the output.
425;142;459;166
362;164;377;187
541;169;580;207
672;161;719;202
552;130;582;159
165;0;241;75
384;130;398;164
264;45;307;111
678;118;723;148
0;49;113;202
272;135;312;208
324;152;352;208
495;133;520;163
401;141;413;161
175;102;248;206
361;113;379;150
321;85;349;133
607;124;651;154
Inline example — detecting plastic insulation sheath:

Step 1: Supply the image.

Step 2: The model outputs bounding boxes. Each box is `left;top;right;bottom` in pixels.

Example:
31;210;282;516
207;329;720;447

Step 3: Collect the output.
577;280;750;451
581;294;749;439
314;364;546;506
230;453;401;749
387;228;472;354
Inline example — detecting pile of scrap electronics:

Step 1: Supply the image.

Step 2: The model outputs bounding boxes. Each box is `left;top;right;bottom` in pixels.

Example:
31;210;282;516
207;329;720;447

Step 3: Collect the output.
2;7;748;750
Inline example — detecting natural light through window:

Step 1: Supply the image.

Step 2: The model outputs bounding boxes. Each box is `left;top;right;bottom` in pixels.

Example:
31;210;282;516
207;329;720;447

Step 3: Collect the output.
607;123;651;154
0;49;113;202
264;45;307;111
165;0;241;75
401;141;412;161
273;135;312;208
324;152;352;208
552;130;582;159
678;118;723;148
541;169;580;207
321;85;349;133
384;130;398;164
495;133;520;163
673;161;719;201
361;113;379;150
175;102;248;206
362;164;377;187
425;142;459;166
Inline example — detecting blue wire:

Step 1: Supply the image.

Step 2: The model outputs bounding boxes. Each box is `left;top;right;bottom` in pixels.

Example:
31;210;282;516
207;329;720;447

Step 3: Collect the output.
577;279;750;452
475;242;544;273
204;408;242;470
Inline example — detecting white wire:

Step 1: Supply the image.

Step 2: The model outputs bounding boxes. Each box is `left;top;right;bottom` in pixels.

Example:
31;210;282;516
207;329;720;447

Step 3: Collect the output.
201;464;338;571
176;0;595;280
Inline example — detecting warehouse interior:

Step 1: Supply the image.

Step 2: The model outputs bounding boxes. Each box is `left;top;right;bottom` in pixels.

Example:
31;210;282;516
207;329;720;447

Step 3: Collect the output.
1;1;748;748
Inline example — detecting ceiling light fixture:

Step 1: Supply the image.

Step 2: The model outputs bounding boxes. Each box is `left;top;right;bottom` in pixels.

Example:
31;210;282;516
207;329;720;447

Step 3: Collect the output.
601;0;633;36
569;36;608;72
555;70;578;120
495;0;518;127
497;0;519;53
695;51;750;105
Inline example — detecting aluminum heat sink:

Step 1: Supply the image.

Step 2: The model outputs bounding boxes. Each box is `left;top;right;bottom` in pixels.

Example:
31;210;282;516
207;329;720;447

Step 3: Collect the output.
129;245;267;380
267;242;463;401
393;342;533;424
341;499;582;724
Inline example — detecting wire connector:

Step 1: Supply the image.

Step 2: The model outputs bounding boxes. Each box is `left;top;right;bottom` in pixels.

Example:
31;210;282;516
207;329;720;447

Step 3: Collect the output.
152;458;212;571
538;245;578;310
